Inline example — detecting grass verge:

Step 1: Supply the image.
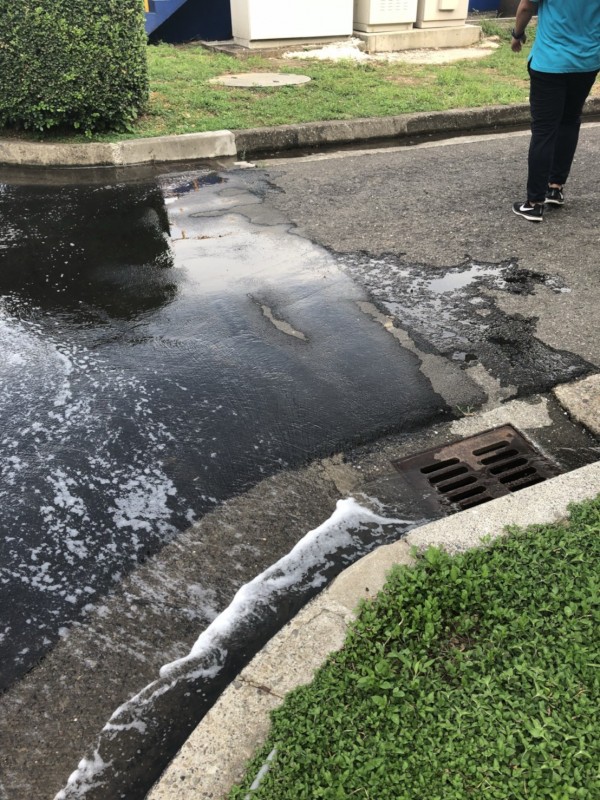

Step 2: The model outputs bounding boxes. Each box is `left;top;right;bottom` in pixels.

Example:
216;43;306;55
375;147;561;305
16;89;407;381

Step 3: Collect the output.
1;26;534;143
135;31;529;139
230;496;600;800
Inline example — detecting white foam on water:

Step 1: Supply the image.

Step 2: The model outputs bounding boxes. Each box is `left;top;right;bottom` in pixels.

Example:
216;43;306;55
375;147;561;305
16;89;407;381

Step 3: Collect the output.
160;497;405;678
55;753;112;800
54;498;411;799
0;303;190;654
110;471;177;533
102;720;147;735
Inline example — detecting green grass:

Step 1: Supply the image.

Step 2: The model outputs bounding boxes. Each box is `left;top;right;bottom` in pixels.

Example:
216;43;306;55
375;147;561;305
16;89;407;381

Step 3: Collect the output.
1;29;535;142
230;496;600;800
121;34;532;139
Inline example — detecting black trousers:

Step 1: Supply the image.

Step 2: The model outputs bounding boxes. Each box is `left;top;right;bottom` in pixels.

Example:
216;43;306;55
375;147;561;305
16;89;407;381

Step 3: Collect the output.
527;65;598;202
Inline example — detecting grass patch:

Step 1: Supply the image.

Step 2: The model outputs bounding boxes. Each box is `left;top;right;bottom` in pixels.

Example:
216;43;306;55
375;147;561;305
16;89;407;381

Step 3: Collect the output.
128;38;533;136
1;33;537;142
230;496;600;800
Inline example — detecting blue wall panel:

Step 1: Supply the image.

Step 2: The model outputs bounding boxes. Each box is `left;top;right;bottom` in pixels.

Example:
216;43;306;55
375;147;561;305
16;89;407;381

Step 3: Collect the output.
468;0;499;10
150;0;232;43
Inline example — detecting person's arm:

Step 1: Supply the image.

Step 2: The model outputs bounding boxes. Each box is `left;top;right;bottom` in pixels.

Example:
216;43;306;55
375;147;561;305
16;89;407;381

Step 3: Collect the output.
511;0;537;52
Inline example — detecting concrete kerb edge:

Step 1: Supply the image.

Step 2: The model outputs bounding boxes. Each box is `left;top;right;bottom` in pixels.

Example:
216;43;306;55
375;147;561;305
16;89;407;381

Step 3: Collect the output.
225;95;600;157
148;460;600;800
553;374;600;439
0;130;237;168
232;104;532;157
3;97;600;168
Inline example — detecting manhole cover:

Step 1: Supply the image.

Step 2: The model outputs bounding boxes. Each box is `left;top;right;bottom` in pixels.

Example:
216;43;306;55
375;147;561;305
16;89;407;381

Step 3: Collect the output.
209;72;311;87
392;425;561;512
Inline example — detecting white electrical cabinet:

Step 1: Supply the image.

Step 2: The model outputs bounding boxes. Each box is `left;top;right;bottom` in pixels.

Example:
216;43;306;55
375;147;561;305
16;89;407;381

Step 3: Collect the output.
354;0;418;32
231;0;354;46
415;0;469;28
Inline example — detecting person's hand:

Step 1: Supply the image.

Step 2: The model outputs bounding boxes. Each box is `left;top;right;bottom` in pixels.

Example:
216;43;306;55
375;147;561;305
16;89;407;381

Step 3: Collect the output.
511;28;527;53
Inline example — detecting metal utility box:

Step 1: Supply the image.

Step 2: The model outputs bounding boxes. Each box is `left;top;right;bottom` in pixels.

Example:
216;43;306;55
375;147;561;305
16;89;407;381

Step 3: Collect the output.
415;0;469;27
230;0;354;46
354;0;419;32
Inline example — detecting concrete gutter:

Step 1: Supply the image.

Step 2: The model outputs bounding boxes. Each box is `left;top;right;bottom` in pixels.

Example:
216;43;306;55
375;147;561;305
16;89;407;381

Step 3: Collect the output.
148;459;600;800
148;375;600;800
2;97;600;167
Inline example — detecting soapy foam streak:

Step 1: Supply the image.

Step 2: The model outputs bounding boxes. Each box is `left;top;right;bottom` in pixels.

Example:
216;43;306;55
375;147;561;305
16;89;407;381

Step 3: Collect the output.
55;499;411;799
0;303;191;682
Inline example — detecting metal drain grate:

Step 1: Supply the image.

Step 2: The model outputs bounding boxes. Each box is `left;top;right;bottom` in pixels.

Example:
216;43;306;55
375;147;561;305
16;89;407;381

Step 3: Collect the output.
392;425;561;512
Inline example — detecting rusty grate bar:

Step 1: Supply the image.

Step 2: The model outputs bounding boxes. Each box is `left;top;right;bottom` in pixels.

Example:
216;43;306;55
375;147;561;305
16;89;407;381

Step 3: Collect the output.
392;425;561;512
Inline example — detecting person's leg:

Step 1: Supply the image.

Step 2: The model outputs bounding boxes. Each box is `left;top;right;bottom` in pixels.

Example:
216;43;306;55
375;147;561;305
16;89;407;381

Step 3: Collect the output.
549;70;599;187
526;67;566;203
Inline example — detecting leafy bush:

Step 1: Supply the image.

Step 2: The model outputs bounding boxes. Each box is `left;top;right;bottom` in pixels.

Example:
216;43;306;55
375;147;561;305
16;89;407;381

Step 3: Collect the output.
0;0;148;134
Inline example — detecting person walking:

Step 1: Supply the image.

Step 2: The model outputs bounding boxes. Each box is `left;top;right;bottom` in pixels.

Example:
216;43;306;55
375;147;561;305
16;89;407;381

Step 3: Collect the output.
511;0;600;222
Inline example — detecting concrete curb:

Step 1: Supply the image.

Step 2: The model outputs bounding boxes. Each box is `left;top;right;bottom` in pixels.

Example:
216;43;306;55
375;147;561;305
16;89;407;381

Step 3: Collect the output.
148;458;600;800
232;103;535;157
3;97;600;167
553;375;600;438
0;130;236;168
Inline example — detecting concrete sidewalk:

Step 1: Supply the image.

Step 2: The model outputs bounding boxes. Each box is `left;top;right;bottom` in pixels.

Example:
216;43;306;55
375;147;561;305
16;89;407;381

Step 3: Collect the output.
147;377;600;800
1;98;600;167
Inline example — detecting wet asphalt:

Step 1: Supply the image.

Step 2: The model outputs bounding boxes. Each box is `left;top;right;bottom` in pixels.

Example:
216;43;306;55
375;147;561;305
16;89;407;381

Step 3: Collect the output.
1;124;599;800
0;169;448;692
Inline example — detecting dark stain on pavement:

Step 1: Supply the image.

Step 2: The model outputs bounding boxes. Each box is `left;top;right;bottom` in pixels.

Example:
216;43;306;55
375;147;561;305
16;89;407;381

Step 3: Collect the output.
335;251;593;394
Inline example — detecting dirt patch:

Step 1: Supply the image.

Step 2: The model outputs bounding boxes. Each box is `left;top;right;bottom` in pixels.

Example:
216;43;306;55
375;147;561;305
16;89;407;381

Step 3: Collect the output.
268;56;302;70
384;38;501;65
384;74;431;87
280;36;501;66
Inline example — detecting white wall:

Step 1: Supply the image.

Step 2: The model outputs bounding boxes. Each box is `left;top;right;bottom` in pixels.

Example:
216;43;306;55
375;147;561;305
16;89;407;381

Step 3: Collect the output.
231;0;354;42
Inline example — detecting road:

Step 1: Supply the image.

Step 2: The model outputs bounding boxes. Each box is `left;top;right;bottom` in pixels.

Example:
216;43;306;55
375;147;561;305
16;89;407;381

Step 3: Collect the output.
0;168;449;692
1;124;599;800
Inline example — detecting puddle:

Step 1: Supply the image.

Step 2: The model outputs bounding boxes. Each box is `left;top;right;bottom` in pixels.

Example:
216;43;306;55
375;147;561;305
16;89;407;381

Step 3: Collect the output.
426;265;501;294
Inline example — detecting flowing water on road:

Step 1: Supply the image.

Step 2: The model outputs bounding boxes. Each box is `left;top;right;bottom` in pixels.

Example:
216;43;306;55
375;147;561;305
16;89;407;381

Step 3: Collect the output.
0;169;446;692
1;164;596;800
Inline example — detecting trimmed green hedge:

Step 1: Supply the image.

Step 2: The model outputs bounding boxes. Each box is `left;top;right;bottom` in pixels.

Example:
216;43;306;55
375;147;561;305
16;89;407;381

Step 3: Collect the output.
0;0;148;134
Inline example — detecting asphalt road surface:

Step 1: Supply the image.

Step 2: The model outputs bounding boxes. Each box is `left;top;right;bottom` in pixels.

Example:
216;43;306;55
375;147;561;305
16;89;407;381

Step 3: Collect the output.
1;124;598;800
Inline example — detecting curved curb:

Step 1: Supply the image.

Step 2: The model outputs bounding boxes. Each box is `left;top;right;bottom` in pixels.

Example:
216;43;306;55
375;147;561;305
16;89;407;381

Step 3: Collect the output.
2;98;600;168
147;459;600;800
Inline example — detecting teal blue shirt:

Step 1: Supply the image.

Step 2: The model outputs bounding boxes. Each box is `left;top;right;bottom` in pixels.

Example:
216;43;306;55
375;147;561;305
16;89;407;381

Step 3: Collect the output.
529;0;600;73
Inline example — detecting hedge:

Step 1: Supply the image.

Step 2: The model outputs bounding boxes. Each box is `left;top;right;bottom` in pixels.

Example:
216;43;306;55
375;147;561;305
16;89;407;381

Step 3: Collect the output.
0;0;148;134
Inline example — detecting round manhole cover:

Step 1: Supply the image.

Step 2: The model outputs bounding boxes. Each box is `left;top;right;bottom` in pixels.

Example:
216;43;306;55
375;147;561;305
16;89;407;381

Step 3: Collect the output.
209;72;311;88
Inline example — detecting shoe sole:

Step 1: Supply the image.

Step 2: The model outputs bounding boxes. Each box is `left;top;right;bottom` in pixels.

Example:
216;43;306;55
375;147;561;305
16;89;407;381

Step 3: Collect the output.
512;206;543;222
544;199;564;206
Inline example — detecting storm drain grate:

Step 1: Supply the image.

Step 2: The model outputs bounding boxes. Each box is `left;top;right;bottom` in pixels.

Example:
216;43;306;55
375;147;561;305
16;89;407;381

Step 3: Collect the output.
392;425;561;512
